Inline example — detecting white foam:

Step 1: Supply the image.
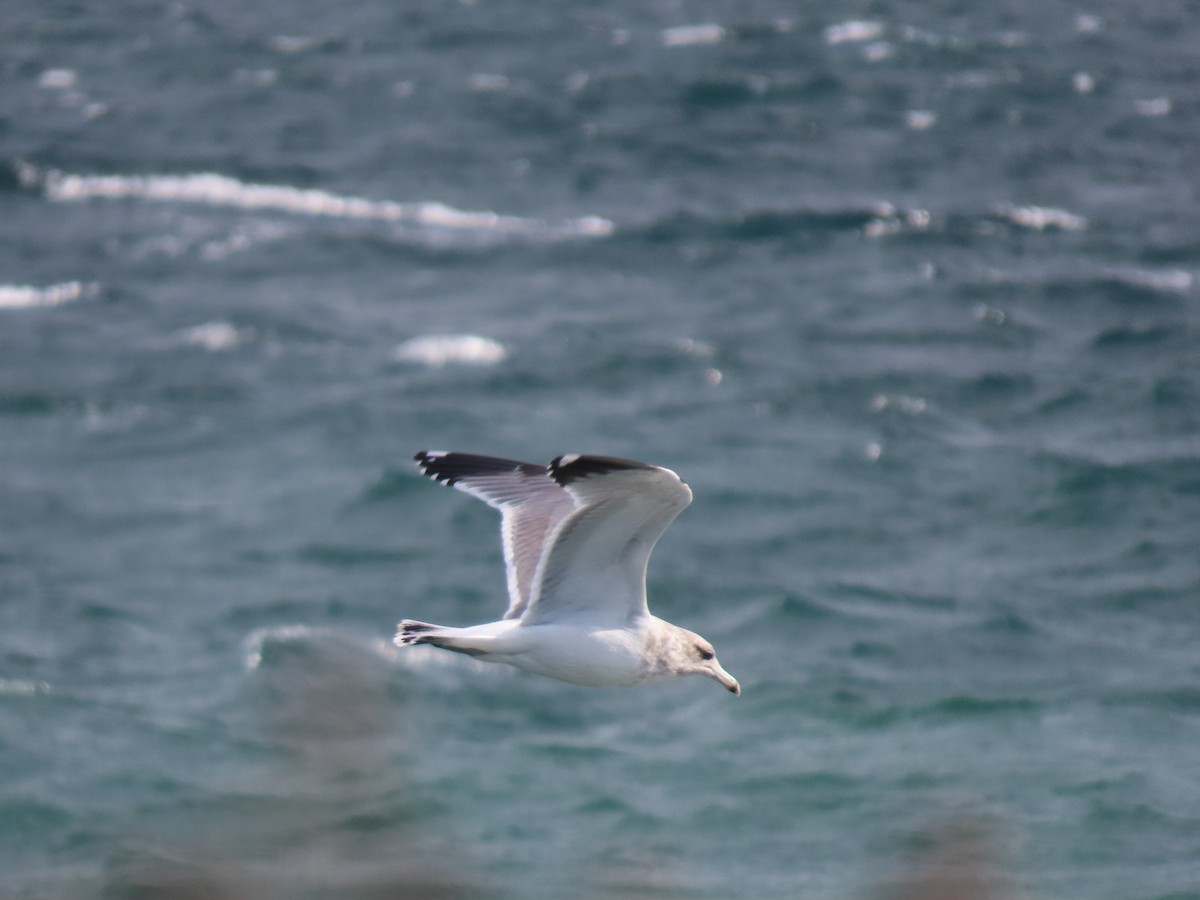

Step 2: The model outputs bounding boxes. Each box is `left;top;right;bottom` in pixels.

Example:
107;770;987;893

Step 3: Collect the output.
824;20;885;45
199;221;293;260
0;281;94;309
863;41;894;62
906;109;937;130
38;68;77;90
0;678;51;696
1134;97;1171;117
995;204;1088;232
864;206;931;237
269;34;319;53
180;321;244;351
27;167;615;240
974;304;1009;325
1105;268;1193;294
393;334;508;367
467;72;509;91
662;23;725;47
673;337;715;359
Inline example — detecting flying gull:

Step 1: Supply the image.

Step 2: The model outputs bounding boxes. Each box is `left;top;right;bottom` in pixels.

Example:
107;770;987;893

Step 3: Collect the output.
395;451;740;694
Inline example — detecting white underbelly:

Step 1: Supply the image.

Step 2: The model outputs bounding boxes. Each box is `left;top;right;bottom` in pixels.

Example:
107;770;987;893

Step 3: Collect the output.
501;624;650;687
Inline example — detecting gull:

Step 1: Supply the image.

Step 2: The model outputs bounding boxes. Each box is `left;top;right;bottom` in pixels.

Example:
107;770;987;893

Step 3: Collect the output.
395;451;740;694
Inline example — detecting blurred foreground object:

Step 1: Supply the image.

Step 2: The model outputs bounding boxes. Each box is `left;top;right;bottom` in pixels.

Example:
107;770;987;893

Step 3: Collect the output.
877;817;1019;900
105;628;487;900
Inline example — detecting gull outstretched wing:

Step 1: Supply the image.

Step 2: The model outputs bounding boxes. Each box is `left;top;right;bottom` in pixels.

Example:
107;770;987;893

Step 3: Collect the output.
413;451;577;619
520;455;693;627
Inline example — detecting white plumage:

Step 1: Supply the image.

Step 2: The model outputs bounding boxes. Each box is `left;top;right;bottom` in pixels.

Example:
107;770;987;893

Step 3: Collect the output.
395;451;739;694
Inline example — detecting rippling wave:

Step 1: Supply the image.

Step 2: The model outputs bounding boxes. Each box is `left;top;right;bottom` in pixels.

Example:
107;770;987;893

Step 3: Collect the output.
4;3;1199;899
16;163;614;242
0;280;96;309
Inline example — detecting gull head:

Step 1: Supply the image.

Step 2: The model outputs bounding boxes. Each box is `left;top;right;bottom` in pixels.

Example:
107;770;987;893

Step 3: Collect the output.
660;625;740;695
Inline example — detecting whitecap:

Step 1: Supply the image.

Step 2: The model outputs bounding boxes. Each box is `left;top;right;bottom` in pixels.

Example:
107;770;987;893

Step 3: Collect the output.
0;281;94;309
995;203;1087;232
1104;268;1193;294
26;167;615;240
0;678;51;697
863;41;894;62
974;304;1008;325
179;321;244;351
269;34;318;54
905;109;937;130
661;23;725;47
199;221;293;260
864;206;931;237
392;334;508;367
673;337;715;359
1134;97;1171;117
824;20;885;45
467;72;509;91
38;68;77;90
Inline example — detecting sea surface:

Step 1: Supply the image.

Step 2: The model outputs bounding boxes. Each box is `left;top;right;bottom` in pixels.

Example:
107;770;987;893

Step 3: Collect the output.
2;1;1199;898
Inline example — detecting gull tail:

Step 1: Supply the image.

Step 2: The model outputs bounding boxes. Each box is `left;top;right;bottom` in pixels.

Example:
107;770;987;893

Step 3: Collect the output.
394;620;487;658
395;619;441;644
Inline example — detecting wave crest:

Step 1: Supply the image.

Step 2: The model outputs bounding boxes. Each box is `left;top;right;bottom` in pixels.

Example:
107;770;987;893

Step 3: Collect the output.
19;165;614;241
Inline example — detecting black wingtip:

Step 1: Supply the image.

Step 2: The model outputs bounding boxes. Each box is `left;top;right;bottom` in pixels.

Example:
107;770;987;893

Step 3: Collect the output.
413;450;458;486
413;451;544;487
548;454;656;487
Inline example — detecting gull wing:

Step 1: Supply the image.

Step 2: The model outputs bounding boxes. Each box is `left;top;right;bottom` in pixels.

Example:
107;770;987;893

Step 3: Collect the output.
520;455;693;627
413;451;578;619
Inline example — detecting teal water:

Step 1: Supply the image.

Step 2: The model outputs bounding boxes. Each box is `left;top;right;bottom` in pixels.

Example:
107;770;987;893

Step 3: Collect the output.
3;2;1199;898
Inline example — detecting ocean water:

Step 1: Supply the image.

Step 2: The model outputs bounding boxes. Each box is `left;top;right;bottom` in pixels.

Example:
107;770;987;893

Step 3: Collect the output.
2;1;1199;898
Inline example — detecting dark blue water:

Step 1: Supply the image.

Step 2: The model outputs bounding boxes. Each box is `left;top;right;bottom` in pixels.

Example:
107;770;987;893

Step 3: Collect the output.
3;2;1199;898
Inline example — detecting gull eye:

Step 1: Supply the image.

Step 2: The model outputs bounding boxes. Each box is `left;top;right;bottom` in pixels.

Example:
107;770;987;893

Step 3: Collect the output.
697;646;715;661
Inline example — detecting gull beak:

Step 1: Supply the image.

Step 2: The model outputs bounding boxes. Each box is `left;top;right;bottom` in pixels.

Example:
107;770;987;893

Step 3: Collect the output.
710;661;741;696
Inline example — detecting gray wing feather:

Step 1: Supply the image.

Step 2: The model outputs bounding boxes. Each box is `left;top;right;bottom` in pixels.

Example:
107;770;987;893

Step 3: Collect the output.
521;461;693;626
413;452;577;619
